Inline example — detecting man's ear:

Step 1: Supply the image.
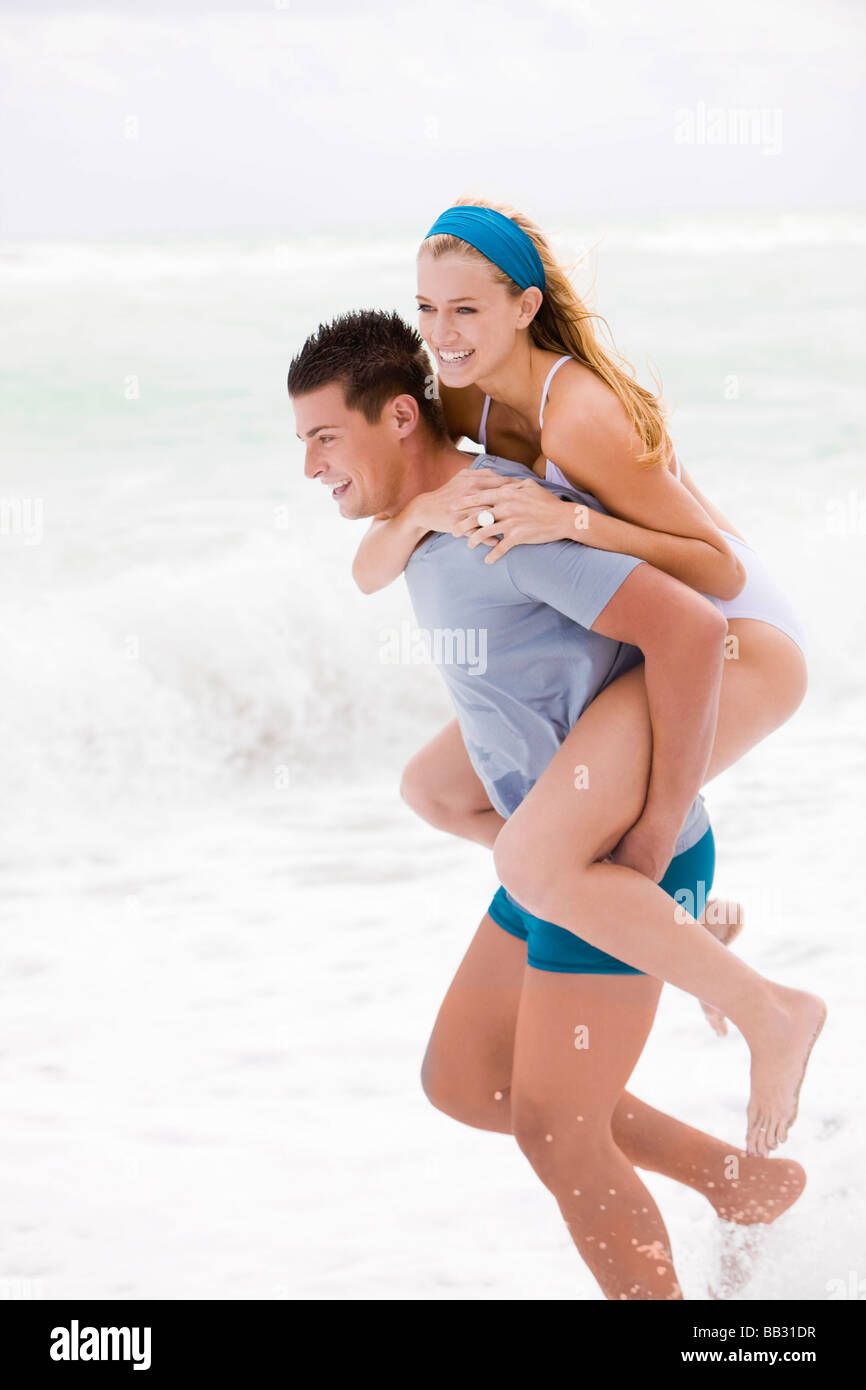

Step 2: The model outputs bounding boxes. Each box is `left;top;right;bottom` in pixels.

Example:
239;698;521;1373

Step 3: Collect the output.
390;393;421;437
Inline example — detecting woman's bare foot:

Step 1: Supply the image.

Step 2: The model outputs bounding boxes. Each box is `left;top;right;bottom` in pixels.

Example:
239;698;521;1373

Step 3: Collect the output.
696;904;826;1153
744;987;827;1157
698;898;744;1036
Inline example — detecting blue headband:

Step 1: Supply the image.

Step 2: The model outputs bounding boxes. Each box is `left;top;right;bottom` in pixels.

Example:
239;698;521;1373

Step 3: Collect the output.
423;205;546;293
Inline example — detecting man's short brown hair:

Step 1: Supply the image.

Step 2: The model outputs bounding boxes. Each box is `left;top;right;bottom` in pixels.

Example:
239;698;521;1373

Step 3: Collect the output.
287;309;450;442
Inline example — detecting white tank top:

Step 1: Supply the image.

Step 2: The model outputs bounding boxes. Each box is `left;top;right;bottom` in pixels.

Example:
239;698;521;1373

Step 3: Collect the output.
475;360;810;653
477;353;685;485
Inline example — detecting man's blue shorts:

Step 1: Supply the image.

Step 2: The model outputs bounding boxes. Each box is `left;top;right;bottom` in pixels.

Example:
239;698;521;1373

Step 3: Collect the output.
487;825;716;974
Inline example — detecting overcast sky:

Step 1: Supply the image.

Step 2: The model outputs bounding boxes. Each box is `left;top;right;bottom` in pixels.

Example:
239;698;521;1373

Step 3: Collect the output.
1;0;863;238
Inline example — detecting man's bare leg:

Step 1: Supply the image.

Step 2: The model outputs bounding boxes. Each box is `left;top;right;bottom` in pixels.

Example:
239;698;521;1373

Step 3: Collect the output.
421;914;806;1224
510;967;686;1299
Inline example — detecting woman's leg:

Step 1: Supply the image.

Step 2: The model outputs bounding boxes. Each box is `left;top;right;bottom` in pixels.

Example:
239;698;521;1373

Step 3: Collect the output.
400;715;737;950
400;718;505;849
698;897;745;1036
705;618;808;773
492;642;825;1158
401;622;805;851
421;913;806;1223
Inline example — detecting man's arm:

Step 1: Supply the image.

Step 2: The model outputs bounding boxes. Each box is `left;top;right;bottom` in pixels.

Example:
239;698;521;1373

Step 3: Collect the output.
503;540;727;880
590;562;728;876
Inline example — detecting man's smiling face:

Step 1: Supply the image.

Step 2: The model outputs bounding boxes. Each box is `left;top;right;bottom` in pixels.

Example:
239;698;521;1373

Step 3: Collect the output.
293;381;401;519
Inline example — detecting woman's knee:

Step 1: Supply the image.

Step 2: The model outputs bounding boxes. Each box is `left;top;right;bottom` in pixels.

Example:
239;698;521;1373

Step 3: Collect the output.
399;751;452;827
493;820;532;911
492;813;535;900
493;815;583;920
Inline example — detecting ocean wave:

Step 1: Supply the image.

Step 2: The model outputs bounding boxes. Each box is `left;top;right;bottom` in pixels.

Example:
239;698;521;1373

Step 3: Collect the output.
1;530;450;813
0;236;419;285
3;213;865;288
600;211;866;255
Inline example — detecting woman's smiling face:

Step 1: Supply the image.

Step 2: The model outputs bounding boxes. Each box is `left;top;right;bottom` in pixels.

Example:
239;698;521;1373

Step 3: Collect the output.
415;249;531;383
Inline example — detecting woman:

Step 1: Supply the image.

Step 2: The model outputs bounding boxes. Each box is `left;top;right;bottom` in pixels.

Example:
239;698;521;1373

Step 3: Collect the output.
351;199;825;1162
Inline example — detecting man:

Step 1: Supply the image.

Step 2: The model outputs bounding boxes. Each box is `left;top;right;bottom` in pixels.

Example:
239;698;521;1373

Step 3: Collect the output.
287;309;813;1300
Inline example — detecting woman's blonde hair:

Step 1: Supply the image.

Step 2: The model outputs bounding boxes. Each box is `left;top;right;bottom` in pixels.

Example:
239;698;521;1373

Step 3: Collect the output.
420;194;673;470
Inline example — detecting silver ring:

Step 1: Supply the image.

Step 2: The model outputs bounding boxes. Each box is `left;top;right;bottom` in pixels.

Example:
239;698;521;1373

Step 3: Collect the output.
476;508;496;527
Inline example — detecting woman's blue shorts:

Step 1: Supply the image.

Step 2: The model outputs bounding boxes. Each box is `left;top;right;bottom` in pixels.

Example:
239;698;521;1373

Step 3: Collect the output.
487;825;716;974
